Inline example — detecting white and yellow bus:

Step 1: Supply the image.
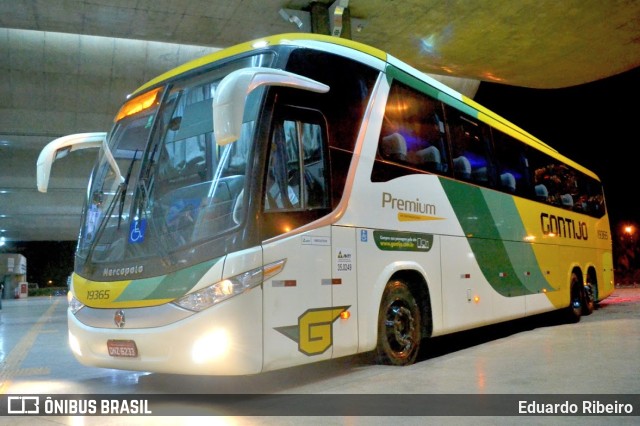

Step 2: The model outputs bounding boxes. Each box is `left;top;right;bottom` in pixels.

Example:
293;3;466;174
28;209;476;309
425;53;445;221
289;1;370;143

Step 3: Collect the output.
37;33;613;375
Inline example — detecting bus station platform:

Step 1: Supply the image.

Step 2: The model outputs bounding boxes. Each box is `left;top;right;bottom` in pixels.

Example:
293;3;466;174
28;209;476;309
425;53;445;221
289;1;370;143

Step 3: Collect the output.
0;287;638;425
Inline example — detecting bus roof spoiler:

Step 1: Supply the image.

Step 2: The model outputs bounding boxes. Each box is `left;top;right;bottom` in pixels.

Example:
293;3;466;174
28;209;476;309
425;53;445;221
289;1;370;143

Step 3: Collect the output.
213;67;329;145
36;132;122;193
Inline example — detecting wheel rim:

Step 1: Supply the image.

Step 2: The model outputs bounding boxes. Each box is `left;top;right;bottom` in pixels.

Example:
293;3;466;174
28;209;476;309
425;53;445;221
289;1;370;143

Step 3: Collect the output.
572;296;581;309
571;286;582;313
384;301;417;357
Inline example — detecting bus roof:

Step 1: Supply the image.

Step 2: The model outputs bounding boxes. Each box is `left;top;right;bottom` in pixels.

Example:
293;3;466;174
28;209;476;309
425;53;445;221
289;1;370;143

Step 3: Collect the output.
129;33;599;182
130;33;388;96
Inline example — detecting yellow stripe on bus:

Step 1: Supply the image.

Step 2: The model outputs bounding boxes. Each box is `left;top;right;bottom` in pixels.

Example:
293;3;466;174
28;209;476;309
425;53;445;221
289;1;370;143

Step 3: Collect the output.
398;212;445;222
73;275;172;308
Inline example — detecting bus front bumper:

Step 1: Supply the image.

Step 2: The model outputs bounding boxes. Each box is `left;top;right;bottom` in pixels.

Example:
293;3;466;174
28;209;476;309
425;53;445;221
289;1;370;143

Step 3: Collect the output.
67;289;263;376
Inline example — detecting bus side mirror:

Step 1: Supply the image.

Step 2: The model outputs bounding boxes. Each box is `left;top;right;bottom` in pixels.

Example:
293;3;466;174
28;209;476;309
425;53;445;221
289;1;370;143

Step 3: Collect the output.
212;67;329;145
36;132;118;192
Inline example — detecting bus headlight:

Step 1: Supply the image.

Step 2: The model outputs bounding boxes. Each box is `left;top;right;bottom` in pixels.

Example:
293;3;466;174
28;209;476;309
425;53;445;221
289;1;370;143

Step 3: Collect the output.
173;259;285;312
192;329;229;364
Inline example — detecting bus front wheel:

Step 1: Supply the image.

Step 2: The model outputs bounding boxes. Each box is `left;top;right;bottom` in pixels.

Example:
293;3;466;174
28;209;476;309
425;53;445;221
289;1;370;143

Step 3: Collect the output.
376;279;422;366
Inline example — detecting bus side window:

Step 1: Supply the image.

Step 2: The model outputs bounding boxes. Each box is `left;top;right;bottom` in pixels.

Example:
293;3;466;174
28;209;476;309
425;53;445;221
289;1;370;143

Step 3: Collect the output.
530;152;557;205
579;176;605;216
529;151;577;208
492;129;530;195
446;108;495;187
261;106;331;239
528;148;606;217
376;80;449;176
264;108;330;213
265;123;300;210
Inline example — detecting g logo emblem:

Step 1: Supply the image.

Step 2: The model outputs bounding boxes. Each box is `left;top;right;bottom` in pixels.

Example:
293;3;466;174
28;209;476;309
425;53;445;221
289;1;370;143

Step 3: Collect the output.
275;306;350;356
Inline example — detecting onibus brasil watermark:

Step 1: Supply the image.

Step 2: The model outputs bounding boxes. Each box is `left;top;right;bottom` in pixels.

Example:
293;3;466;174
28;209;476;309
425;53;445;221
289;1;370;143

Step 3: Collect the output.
6;396;151;415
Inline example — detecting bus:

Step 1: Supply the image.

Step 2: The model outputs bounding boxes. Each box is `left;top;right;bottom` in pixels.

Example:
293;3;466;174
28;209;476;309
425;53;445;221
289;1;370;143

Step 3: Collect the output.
37;33;614;375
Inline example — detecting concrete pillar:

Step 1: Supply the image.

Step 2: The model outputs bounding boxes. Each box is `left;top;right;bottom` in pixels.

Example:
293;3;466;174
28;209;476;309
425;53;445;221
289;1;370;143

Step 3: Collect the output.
310;2;352;39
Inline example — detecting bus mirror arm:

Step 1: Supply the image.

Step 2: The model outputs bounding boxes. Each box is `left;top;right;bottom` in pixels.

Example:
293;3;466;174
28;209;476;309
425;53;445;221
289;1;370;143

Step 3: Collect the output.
212;67;329;146
36;132;123;192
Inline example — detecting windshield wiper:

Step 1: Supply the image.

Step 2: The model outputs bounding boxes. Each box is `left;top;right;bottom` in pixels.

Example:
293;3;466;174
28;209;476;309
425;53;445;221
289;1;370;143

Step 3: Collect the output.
117;150;140;229
136;143;158;216
83;181;125;267
82;150;139;267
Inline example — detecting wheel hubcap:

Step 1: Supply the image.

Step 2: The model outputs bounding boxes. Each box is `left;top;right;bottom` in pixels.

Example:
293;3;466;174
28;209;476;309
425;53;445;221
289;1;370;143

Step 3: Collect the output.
385;303;415;353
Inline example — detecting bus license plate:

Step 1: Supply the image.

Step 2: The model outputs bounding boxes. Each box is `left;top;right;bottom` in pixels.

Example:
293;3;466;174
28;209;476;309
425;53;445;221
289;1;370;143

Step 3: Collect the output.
107;339;138;357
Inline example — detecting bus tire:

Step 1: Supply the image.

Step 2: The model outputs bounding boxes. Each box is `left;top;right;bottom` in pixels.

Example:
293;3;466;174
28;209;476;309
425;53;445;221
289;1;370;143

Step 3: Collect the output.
376;279;422;366
565;272;583;323
583;272;596;316
582;285;595;316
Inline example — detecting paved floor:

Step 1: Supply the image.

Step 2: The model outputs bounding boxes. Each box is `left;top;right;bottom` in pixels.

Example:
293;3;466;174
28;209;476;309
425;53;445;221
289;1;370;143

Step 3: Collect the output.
0;287;638;425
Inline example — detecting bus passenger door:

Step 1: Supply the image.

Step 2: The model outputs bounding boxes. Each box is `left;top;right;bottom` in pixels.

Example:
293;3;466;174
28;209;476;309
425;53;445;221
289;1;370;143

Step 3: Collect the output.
259;106;336;371
261;231;332;372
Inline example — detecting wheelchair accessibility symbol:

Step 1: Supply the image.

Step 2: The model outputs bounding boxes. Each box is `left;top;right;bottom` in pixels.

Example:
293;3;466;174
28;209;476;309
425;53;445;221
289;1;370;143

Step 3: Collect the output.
129;219;147;243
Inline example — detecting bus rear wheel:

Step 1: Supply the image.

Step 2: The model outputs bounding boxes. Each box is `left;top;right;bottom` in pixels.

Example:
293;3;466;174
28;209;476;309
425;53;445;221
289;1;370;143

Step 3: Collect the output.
376;279;422;366
582;284;595;316
583;272;597;316
566;272;583;323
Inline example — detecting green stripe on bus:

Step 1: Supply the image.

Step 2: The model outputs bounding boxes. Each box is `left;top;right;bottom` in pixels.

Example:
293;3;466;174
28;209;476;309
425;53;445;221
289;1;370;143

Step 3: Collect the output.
115;257;222;302
385;65;442;100
439;178;553;296
384;64;479;118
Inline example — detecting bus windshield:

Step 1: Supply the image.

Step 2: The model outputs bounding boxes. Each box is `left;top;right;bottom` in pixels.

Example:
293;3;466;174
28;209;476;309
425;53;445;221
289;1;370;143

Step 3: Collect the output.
76;53;273;278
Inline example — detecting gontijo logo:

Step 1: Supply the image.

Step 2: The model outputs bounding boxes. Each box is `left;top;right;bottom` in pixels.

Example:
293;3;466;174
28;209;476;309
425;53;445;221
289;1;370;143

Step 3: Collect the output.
540;212;588;240
381;191;444;222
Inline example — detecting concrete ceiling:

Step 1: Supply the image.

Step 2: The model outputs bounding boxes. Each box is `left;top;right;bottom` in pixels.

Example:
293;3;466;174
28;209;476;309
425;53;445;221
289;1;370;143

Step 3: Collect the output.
1;0;640;244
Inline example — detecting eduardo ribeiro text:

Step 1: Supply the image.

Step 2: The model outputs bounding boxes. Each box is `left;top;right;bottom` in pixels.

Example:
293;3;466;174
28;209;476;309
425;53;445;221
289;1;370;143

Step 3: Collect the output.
519;400;633;415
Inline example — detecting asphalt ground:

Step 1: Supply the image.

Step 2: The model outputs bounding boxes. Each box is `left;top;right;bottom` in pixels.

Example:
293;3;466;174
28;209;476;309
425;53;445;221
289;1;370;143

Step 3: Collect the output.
1;286;638;425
